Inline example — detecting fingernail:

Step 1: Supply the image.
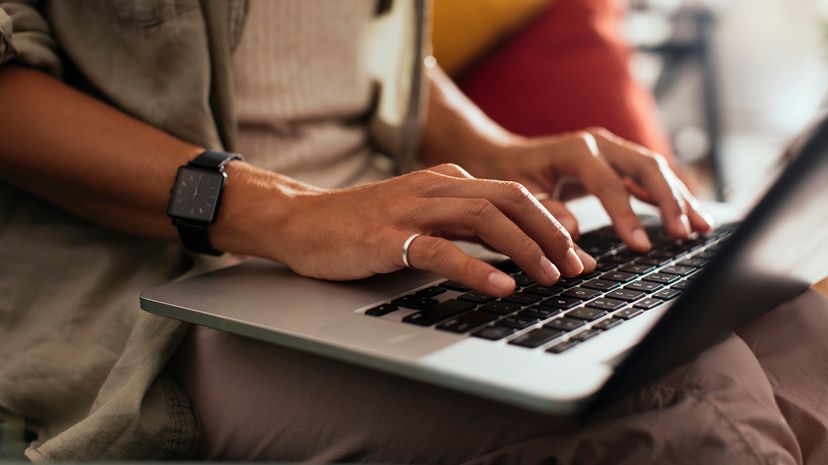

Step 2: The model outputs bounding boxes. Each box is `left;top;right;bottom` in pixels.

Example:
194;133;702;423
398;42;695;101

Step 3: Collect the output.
575;248;597;271
539;255;560;283
488;272;515;293
631;228;652;250
565;248;584;275
700;211;716;230
679;215;691;236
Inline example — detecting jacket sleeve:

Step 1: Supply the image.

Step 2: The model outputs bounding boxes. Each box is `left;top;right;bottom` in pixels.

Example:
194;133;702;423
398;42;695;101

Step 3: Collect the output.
0;0;60;76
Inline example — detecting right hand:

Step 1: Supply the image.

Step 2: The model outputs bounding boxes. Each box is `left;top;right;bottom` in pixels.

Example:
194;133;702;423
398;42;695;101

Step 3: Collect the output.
222;163;596;297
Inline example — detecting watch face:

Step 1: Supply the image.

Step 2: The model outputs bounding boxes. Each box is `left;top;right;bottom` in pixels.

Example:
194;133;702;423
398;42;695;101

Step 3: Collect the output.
168;166;224;222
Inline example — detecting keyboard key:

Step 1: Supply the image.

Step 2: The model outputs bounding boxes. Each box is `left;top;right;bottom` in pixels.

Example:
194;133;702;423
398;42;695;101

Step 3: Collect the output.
634;297;663;310
605;289;645;302
661;265;695;276
502;291;544;306
495;259;521;273
653;288;682;300
586;298;626;311
524;305;563;319
642;273;679;284
567;307;608;321
402;299;475;326
615;308;644;319
458;292;496;304
561;287;601;300
437;311;498;333
651;245;688;259
581;279;620;292
499;314;541;329
392;295;439;309
471;325;516;341
540;296;582;309
573;328;603;341
478;301;521;316
624;281;663;293
518;309;555;322
440;280;470;292
524;284;563;296
673;280;691;290
697;250;717;260
512;274;535;288
546;339;580;353
594;318;623;330
365;303;398;317
618;263;655;274
509;328;565;348
545;317;587;332
415;286;447;298
556;276;583;288
601;271;637;283
635;256;671;267
679;257;709;268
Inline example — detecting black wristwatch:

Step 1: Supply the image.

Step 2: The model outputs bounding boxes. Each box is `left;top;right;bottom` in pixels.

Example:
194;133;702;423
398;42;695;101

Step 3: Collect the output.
167;150;243;255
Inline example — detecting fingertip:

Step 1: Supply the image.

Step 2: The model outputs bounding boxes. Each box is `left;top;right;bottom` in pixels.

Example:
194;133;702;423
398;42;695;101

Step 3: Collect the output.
575;248;597;272
562;248;585;277
693;210;716;232
629;228;652;252
487;271;516;296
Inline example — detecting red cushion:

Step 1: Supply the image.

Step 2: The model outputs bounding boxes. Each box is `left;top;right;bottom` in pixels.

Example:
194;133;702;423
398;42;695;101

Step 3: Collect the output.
456;0;673;157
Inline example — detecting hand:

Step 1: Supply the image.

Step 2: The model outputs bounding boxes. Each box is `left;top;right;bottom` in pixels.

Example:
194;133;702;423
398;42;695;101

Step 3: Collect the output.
474;127;714;251
237;163;597;297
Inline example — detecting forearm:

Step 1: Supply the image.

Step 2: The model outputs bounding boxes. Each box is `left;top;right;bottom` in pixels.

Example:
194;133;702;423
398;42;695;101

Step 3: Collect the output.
419;66;525;176
0;65;301;253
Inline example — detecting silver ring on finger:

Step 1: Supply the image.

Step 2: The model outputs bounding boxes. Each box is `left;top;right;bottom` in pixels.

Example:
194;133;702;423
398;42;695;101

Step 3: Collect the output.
401;233;423;269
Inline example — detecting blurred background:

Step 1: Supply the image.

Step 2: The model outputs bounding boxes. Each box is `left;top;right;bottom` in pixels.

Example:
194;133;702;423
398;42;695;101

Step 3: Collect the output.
432;0;828;209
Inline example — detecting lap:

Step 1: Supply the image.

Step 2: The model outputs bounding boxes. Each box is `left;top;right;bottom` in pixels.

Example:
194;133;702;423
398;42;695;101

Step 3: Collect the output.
169;290;828;464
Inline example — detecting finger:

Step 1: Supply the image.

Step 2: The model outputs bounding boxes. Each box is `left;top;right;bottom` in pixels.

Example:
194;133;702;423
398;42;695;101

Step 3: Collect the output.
539;198;580;239
672;174;715;233
588;129;691;239
574;244;597;273
549;134;652;252
411;198;561;285
622;178;654;204
404;234;516;296
426;162;475;179
422;176;585;277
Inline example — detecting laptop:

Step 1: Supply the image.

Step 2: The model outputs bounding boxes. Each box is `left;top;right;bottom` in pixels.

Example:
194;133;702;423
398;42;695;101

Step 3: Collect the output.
140;115;828;415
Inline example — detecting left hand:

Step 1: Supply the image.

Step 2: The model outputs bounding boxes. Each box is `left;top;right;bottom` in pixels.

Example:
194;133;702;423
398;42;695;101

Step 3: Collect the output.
468;127;714;252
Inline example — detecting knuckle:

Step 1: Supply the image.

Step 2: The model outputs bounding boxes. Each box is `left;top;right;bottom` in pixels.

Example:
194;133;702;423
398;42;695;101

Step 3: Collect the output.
468;198;497;219
499;181;531;202
643;152;669;170
586;126;610;137
437;162;469;177
426;239;453;266
459;256;480;280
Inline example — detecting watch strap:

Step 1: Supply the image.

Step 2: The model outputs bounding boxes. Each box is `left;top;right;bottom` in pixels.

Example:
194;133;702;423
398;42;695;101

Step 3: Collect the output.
189;150;243;169
174;219;222;256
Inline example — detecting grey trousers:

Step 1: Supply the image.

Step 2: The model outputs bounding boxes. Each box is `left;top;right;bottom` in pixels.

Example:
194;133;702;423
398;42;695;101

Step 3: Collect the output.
170;289;828;464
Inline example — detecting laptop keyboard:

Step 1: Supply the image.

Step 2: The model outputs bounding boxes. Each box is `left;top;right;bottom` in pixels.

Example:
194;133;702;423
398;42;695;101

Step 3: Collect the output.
363;216;738;355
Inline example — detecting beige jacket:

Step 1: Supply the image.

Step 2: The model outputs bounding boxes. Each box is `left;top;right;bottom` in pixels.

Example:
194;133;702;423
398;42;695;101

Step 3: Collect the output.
0;0;429;460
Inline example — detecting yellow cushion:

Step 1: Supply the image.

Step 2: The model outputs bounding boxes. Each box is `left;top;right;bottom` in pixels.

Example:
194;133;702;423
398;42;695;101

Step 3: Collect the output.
432;0;551;76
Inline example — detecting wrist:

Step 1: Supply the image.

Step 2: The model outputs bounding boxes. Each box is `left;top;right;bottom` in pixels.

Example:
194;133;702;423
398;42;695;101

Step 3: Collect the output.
208;161;312;260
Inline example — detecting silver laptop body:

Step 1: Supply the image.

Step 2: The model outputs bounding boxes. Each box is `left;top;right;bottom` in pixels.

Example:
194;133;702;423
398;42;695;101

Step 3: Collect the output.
141;116;828;414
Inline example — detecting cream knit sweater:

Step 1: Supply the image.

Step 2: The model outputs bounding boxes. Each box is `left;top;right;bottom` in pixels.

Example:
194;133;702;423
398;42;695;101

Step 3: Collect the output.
233;0;389;188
